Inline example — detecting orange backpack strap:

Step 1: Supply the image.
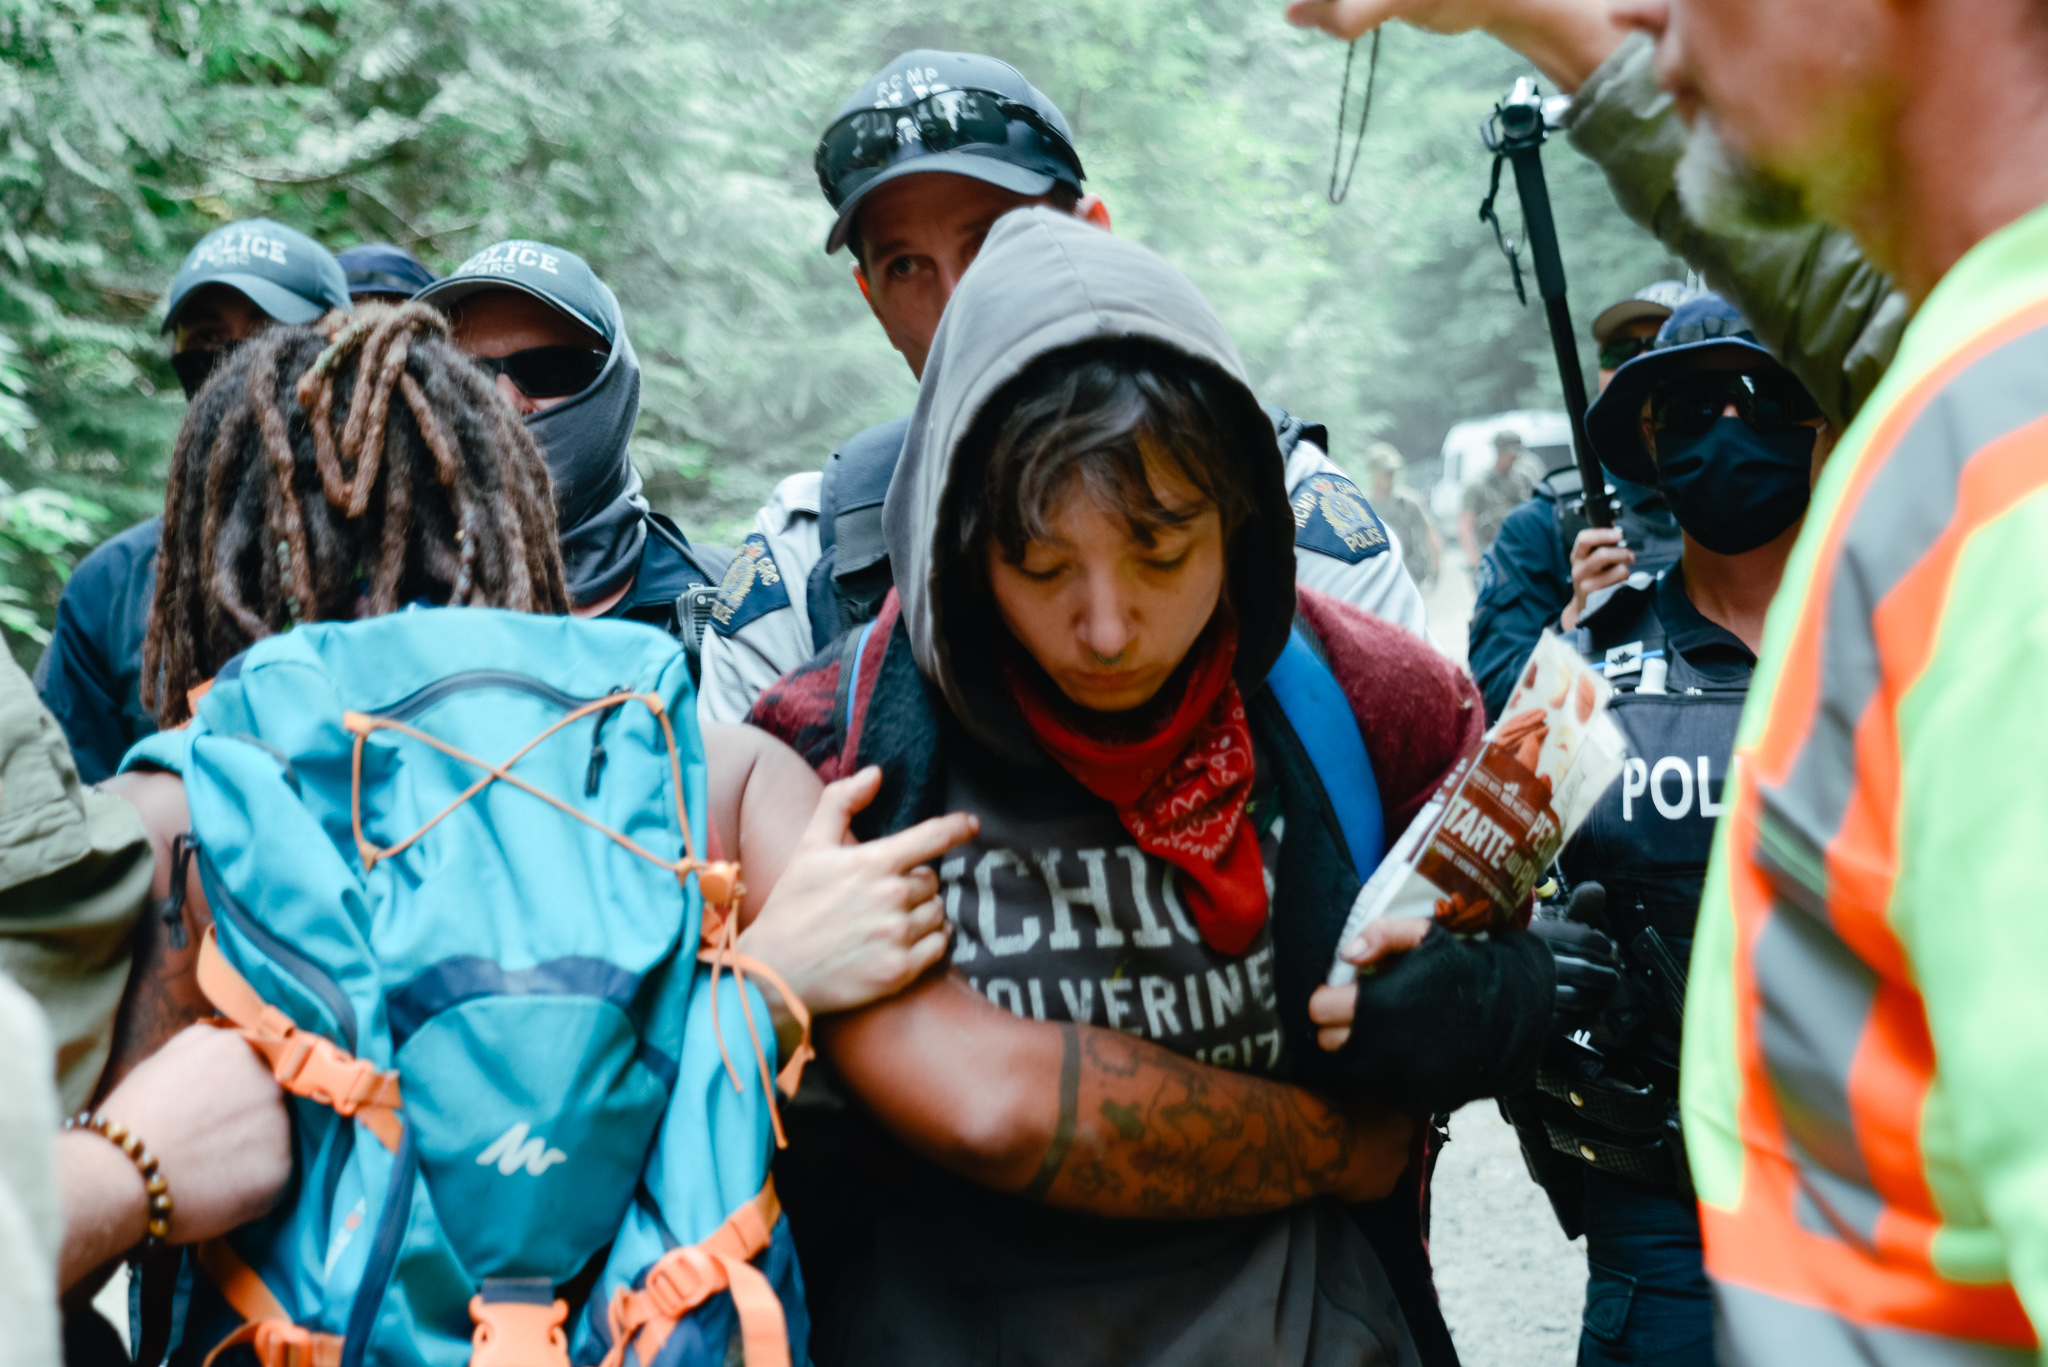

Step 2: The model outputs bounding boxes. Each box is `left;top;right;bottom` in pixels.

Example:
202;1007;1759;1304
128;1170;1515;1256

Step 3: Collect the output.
597;1181;789;1367
197;927;405;1150
196;1239;345;1367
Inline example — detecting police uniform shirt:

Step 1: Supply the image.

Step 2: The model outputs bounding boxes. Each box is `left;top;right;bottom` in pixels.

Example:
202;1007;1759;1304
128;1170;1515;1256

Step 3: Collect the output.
696;439;1431;727
599;511;714;635
1468;476;1683;722
33;516;161;783
696;472;822;726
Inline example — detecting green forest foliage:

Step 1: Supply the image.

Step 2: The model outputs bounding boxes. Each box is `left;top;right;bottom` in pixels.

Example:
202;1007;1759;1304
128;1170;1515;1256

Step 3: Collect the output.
0;0;1681;663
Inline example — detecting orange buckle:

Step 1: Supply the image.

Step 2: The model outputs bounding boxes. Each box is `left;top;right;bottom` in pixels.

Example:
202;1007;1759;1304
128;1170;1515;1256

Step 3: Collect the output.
641;1247;727;1321
469;1294;570;1367
273;1032;383;1115
250;1322;341;1367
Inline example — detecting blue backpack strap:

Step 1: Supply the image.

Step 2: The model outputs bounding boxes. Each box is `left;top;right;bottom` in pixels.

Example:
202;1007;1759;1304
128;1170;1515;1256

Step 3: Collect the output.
1266;628;1384;881
831;618;879;761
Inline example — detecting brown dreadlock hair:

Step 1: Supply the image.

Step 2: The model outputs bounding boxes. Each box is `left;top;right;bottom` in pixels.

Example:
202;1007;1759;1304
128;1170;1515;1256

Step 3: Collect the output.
144;302;569;726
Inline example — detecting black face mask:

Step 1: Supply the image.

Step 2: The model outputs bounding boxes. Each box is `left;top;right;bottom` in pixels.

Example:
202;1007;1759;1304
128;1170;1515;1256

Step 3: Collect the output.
1653;416;1815;555
525;324;647;606
170;342;243;400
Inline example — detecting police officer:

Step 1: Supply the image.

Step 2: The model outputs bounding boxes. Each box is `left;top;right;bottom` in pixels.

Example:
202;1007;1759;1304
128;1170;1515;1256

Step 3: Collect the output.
334;241;437;306
696;50;1430;725
1513;294;1834;1366
414;242;728;666
1366;440;1439;590
34;220;351;780
1466;283;1694;721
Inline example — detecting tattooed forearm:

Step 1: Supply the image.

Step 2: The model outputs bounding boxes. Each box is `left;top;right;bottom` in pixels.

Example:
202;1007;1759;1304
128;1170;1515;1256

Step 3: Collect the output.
1025;1026;1412;1219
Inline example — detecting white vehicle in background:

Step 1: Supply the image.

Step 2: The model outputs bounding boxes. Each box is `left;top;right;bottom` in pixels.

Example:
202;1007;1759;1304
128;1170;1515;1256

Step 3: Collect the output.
1430;410;1574;525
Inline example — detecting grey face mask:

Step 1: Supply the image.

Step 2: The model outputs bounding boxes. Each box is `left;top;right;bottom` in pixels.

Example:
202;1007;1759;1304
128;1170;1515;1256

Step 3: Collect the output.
526;327;648;605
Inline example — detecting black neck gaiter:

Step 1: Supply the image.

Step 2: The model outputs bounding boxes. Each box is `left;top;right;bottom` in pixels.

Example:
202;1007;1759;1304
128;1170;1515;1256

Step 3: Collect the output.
528;324;648;605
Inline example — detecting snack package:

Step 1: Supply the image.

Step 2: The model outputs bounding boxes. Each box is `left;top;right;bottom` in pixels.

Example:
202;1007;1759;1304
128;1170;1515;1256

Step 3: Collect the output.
1327;631;1627;985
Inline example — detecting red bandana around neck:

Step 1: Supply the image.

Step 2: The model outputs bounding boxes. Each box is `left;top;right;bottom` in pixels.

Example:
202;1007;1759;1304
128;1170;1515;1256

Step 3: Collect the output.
1005;629;1268;955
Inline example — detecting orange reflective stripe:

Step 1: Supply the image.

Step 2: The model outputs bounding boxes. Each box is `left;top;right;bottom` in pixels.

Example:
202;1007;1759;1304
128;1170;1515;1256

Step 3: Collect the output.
197;928;405;1151
1709;300;2048;1349
196;1239;345;1367
598;1182;787;1367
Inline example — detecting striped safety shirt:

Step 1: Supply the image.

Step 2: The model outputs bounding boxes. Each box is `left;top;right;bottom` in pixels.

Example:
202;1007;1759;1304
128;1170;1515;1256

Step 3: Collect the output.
1683;198;2048;1364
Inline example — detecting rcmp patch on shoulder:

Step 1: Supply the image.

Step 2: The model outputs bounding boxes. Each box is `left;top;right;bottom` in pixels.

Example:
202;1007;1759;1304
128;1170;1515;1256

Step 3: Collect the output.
1289;472;1390;563
709;533;790;637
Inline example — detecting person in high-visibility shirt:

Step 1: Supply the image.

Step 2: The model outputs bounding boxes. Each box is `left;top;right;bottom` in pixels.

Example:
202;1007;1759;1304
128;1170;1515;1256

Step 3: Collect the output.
1288;0;2048;1360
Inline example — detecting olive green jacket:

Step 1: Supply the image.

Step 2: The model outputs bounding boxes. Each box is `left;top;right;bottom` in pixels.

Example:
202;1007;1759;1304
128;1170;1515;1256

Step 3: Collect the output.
1565;33;1910;428
0;650;150;1113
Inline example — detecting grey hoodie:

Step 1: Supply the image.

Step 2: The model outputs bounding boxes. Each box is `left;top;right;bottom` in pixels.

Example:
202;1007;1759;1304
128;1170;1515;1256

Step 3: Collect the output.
884;208;1300;752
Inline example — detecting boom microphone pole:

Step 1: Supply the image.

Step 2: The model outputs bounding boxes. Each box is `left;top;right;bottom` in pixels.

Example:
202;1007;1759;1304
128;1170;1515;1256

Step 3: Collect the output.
1480;78;1612;529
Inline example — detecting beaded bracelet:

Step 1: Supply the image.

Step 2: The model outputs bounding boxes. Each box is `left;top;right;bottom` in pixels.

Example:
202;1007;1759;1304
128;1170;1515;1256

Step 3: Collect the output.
64;1111;174;1254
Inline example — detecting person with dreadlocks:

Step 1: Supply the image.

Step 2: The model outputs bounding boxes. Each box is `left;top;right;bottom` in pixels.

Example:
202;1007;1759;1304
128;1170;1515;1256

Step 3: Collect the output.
34;220;353;783
95;303;978;1288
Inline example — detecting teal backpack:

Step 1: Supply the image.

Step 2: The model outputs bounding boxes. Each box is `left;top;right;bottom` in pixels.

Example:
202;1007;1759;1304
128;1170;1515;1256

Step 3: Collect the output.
125;607;809;1367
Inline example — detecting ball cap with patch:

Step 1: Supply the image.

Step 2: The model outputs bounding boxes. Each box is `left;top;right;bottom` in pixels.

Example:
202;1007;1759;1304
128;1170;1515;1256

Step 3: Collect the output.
817;50;1083;254
161;218;351;334
335;242;438;299
411;240;616;345
1589;279;1696;348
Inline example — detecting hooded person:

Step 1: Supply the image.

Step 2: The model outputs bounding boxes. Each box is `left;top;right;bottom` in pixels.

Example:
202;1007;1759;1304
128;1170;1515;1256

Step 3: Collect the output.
748;208;1557;1367
34;219;352;782
694;49;1429;729
415;241;730;665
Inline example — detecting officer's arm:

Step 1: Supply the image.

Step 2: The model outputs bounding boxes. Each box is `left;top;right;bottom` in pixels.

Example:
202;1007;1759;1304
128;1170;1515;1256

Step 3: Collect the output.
821;970;1413;1217
1466;502;1571;722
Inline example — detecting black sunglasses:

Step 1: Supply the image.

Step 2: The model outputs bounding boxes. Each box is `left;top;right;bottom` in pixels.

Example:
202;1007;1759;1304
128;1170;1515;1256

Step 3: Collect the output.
814;88;1083;207
1598;336;1653;372
471;346;608;400
1650;370;1823;442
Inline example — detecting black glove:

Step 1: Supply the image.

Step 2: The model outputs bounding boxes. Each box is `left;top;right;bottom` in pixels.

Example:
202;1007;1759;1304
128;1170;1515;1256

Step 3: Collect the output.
1529;912;1623;1027
1322;923;1556;1114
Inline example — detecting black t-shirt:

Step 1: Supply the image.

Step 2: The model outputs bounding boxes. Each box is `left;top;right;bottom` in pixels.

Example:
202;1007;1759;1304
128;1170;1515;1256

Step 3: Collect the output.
810;726;1421;1367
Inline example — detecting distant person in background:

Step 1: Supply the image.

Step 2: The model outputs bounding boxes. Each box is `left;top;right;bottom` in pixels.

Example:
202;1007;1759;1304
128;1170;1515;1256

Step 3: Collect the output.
33;220;350;782
1366;441;1439;591
1457;428;1537;565
334;241;436;305
414;242;730;673
695;49;1428;726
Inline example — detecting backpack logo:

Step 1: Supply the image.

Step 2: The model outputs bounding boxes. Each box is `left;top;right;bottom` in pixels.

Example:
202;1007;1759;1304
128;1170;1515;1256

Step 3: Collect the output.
477;1122;568;1177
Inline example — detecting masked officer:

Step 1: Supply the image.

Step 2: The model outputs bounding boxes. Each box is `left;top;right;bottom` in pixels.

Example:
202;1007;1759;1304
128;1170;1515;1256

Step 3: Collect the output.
33;220;351;780
335;241;437;306
414;242;728;665
1509;294;1833;1367
695;50;1429;725
1466;282;1693;721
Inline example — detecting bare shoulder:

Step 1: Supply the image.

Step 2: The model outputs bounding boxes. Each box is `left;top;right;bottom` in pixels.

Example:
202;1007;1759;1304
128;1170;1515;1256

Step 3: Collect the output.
701;722;822;853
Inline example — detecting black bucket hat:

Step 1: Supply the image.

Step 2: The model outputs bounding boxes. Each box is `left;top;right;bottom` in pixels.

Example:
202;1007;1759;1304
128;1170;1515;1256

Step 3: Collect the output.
1586;292;1792;483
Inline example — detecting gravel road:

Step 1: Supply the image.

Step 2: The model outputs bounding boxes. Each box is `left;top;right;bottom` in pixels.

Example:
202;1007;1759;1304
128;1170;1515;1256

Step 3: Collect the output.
1421;552;1590;1367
